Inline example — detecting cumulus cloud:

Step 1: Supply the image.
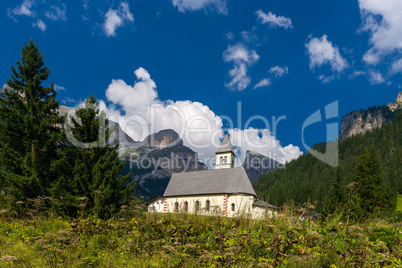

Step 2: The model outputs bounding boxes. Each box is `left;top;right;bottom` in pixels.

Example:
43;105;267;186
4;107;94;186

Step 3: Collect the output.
33;19;46;31
223;43;259;91
103;2;134;37
229;129;303;165
269;66;289;77
256;9;293;29
102;67;302;167
305;35;349;73
253;78;271;89
170;0;227;14
368;70;385;85
358;0;402;66
44;4;67;21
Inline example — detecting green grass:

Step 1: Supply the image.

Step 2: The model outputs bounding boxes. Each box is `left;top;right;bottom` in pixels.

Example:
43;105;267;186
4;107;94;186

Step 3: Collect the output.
1;213;402;267
397;195;402;211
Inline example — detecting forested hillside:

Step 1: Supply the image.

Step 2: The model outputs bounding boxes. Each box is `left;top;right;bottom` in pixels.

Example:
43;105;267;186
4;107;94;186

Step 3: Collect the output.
254;111;402;213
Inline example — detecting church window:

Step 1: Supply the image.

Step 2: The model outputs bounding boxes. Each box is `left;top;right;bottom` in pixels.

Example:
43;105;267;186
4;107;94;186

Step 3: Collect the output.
174;202;179;212
231;203;235;211
195;200;200;210
222;156;227;164
220;156;223;164
184;201;188;212
206;200;210;211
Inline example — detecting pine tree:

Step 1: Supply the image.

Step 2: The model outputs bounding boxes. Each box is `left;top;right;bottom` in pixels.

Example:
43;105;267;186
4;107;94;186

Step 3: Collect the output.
322;167;346;217
353;147;391;217
0;40;63;201
51;96;134;218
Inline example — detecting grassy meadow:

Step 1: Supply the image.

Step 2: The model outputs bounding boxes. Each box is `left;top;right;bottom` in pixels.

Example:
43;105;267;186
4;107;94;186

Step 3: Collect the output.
397;195;402;211
1;208;401;267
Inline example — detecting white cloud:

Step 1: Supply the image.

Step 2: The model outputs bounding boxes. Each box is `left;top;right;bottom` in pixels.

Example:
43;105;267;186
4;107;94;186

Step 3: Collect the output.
349;70;366;79
61;97;76;105
318;74;334;84
305;34;349;73
368;70;385;85
228;129;303;165
170;0;227;14
33;19;46;31
390;58;402;75
358;0;402;66
253;78;271;89
256;9;293;29
223;43;259;91
8;0;35;18
269;66;289;77
8;0;68;31
54;84;66;91
102;67;302;167
44;4;67;21
103;2;134;37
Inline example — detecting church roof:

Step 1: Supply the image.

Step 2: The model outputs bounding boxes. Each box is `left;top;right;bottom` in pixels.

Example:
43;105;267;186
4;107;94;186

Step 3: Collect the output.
253;200;278;209
216;133;235;155
163;167;257;197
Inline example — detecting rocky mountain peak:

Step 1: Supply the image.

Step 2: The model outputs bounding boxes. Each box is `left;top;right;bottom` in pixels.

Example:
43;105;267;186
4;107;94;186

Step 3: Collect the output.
143;129;183;148
339;91;402;141
242;150;281;183
396;92;402;103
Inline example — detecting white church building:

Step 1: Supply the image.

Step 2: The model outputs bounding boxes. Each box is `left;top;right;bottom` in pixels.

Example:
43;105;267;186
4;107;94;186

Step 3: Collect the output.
147;134;278;219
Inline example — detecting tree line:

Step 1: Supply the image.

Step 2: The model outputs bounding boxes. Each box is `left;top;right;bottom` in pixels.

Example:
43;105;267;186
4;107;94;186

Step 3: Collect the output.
254;107;402;221
0;40;135;219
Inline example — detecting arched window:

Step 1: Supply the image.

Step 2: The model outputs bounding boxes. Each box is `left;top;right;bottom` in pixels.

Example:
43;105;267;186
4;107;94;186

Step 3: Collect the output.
222;156;227;164
195;200;200;211
220;156;223;164
231;203;235;212
184;201;188;212
174;202;179;212
206;200;210;212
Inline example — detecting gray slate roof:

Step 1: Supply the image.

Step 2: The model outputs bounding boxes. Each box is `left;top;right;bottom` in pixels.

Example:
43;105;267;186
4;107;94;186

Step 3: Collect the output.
253;200;278;209
164;167;257;197
216;133;235;155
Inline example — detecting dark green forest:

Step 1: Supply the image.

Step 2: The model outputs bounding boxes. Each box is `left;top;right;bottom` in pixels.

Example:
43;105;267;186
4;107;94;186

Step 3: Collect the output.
254;111;402;216
0;41;135;219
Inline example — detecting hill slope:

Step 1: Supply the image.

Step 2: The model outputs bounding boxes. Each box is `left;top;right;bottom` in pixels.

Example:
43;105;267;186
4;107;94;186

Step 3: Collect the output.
254;111;402;212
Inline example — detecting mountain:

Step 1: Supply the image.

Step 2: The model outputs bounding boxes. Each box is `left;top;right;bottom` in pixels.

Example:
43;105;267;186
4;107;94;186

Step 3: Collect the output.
120;129;207;201
254;111;402;212
339;92;402;141
242;150;281;183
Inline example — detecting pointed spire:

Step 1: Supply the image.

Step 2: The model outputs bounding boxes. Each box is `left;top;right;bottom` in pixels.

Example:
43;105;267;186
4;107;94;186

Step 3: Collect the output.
216;133;235;155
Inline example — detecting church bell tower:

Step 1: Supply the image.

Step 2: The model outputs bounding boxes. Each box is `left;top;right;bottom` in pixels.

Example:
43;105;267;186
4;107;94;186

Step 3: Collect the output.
215;133;235;169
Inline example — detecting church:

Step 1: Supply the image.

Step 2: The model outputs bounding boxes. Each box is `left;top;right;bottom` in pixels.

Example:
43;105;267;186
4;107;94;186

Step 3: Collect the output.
147;134;278;219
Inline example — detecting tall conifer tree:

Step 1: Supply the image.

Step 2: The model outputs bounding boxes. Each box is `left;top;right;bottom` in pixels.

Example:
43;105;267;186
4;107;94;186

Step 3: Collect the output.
51;96;134;218
0;40;63;200
353;147;393;217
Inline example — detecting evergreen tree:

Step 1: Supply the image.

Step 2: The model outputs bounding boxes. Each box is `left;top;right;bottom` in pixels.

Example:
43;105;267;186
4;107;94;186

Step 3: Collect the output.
353;147;392;217
51;96;134;218
0;40;63;201
322;167;346;217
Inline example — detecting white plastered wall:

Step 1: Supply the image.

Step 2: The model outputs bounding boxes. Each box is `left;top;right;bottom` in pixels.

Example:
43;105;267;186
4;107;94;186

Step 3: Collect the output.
164;194;225;216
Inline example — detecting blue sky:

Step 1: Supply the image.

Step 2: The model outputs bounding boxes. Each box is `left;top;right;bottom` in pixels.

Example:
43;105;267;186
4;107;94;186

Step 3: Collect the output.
1;0;401;166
